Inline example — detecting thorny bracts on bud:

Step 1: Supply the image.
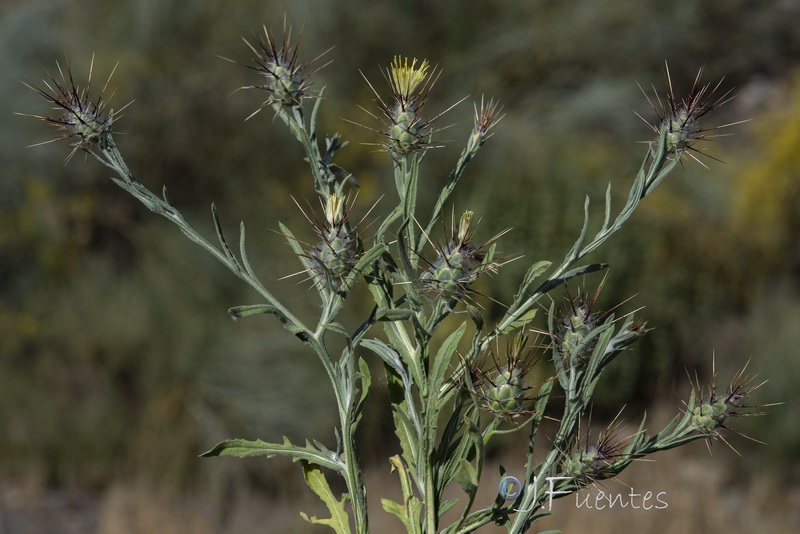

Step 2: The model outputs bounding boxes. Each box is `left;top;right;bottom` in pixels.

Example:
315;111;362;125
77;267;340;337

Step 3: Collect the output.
419;210;506;302
358;56;454;155
469;334;539;419
469;96;504;152
549;282;648;398
552;283;608;368
688;361;772;449
640;65;740;166
561;416;634;485
237;24;329;117
305;193;363;291
20;57;126;161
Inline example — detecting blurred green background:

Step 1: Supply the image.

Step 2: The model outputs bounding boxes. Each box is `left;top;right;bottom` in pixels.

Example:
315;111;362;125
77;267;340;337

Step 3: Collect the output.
3;0;800;532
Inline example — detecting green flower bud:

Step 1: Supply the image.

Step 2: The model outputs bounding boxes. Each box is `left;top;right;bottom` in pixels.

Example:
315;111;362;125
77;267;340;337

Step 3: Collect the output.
237;25;327;115
421;212;490;301
388;106;425;154
691;396;732;434
307;194;361;291
469;333;537;420
556;299;599;366
560;420;630;484
20;57;122;158
643;65;735;164
311;225;359;279
485;367;526;415
562;448;601;479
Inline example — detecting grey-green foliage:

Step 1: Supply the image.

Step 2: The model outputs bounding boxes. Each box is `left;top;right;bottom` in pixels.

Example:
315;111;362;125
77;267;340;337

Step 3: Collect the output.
20;21;772;533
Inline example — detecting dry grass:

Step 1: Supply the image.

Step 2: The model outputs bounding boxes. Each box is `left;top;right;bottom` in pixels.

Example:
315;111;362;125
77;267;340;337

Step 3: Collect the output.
100;447;798;533
2;434;797;533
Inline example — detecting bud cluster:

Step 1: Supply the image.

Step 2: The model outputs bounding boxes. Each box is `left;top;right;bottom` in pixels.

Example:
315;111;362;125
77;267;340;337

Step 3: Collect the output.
307;194;361;291
468;96;504;152
689;364;768;440
357;56;447;155
389;57;433;154
239;25;326;116
21;58;122;159
420;210;497;301
470;334;536;419
641;66;735;164
562;447;608;483
561;417;631;485
553;286;606;367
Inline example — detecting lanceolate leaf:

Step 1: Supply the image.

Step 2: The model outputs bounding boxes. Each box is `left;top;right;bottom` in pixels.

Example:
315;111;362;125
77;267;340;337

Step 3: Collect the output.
310;86;325;138
513;260;552;303
535;263;609;295
526;378;555;467
353;240;389;272
449;416;484;530
228;304;278;318
364;337;421;470
323;321;350;337
377;307;415;322
279;221;314;274
455;458;478;496
228;303;308;341
466;305;484;332
439;499;459;519
430;321;467;393
497;308;538;336
200;437;344;473
564;195;591;263
557;262;609;284
238;221;258;280
353;357;371;427
211;202;242;272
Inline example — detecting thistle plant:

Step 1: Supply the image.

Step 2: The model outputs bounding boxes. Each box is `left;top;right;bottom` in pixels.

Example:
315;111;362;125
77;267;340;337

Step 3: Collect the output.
22;26;773;534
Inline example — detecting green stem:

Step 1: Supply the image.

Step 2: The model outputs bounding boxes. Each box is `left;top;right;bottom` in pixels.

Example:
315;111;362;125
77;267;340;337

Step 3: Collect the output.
456;130;681;534
97;140;309;336
424;459;437;534
416;137;481;252
273;99;370;532
341;347;369;534
275;105;332;197
484;128;676;353
306;335;368;534
508;403;581;533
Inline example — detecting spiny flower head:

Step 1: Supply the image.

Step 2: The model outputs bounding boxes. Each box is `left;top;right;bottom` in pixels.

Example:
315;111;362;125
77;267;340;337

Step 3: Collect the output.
420;210;506;302
640;64;740;166
561;416;633;485
237;24;328;117
553;282;608;367
306;193;362;292
21;56;125;161
469;333;538;419
688;360;773;449
356;56;455;156
469;95;504;151
389;56;430;102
